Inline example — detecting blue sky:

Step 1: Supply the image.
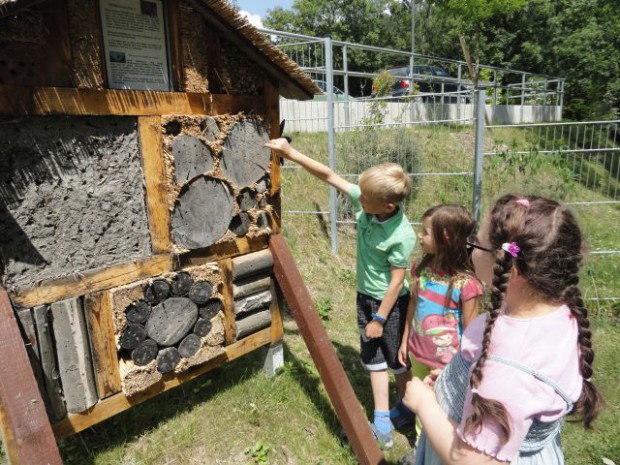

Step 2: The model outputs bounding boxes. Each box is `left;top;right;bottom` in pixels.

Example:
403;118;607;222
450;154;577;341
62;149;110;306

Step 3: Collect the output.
235;0;295;26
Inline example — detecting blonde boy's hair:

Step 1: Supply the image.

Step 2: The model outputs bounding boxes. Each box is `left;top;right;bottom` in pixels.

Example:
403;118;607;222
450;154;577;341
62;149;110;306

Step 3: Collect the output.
358;163;410;205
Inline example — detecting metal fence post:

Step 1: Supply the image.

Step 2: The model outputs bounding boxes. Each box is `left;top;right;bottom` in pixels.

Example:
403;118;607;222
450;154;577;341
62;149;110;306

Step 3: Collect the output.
343;44;351;128
472;89;485;223
325;37;338;254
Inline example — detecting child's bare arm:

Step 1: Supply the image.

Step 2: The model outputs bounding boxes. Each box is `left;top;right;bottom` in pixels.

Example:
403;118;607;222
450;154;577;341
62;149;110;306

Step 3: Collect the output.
264;138;351;195
461;297;480;329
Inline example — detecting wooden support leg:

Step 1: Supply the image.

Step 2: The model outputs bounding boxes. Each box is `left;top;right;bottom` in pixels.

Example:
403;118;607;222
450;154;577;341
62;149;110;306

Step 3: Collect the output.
269;234;386;465
0;288;62;465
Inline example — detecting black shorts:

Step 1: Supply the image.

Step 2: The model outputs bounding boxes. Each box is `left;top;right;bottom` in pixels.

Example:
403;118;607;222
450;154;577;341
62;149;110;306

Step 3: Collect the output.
357;292;411;373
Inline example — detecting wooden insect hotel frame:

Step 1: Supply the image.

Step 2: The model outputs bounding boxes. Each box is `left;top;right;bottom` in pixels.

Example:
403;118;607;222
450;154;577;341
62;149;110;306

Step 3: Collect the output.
0;0;324;462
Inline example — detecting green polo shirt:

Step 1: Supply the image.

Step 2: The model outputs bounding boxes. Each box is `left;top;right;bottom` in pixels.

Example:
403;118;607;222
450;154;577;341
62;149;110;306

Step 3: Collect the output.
348;184;416;301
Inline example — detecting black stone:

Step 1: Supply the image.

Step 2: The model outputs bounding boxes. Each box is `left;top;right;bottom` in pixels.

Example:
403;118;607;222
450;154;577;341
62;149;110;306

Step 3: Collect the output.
131;339;158;366
199;299;222;320
171;272;193;296
144;279;170;304
125;300;151;324
178;333;201;358
156;347;181;373
188;281;213;305
193;317;212;337
120;323;147;350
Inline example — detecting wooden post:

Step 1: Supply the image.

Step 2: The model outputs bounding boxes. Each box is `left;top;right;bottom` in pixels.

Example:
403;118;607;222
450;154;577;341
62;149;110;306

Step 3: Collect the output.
0;287;62;465
269;235;386;465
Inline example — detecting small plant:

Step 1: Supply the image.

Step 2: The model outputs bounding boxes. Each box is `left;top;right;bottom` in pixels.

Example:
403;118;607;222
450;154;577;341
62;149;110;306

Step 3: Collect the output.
245;440;270;465
314;297;332;321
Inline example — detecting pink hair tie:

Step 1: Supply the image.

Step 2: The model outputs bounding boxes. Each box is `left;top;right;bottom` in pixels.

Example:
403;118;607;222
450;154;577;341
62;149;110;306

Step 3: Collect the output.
502;242;520;257
516;198;530;208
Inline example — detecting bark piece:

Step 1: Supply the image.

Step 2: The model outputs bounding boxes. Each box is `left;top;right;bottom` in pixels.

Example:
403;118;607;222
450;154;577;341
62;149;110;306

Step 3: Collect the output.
232;249;273;281
146;297;198;346
188;281;213;305
172;134;214;183
171;176;234;250
220;120;271;188
199;299;222;320
178;333;201;358
235;309;271;339
156;347;181;373
125;300;151;324
50;298;98;413
119;323;147;350
170;271;193;296
234;290;272;317
131;339;158;366
193;317;212;337
233;275;271;300
229;212;250;237
144;279;170;304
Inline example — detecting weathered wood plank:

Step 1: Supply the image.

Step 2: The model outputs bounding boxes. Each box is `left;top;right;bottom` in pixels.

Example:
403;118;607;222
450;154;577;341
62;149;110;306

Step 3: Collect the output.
52;327;272;438
269;234;386;465
269;279;284;343
0;85;266;116
166;0;185;91
232;249;273;281
234;290;272;317
233;275;271;299
33;305;67;422
265;79;282;220
0;288;62;465
219;258;237;345
236;309;271;340
11;254;174;309
84;292;122;399
139;116;172;253
50;298;98;413
179;236;269;268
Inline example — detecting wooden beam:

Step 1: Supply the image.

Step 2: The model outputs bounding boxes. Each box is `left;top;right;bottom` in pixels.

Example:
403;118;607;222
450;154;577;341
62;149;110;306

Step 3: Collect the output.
84;292;122;399
269;279;284;343
166;0;185;91
219;258;237;345
138;116;172;254
264;79;283;233
269;235;386;465
52;326;272;438
0;85;266;116
180;236;269;268
11;255;174;309
0;287;62;465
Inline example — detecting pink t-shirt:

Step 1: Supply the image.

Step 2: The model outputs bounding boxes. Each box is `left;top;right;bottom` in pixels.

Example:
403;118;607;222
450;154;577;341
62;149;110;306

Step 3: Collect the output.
456;305;583;461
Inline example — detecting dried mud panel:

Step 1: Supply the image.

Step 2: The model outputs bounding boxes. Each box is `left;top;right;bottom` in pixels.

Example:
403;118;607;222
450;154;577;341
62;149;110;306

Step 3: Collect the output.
0;116;151;292
111;263;225;396
162;115;276;252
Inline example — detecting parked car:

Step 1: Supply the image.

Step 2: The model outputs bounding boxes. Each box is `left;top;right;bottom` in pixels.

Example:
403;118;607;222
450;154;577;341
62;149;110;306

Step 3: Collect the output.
373;65;470;101
313;80;355;100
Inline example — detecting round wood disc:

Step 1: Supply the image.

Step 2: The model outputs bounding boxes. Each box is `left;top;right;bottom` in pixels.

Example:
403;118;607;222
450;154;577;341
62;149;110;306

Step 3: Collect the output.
125;300;151;324
145;279;170;304
131;339;158;366
146;297;199;346
156;347;181;374
178;333;201;358
188;281;213;305
199;299;222;320
120;323;147;350
170;272;193;296
193;317;212;337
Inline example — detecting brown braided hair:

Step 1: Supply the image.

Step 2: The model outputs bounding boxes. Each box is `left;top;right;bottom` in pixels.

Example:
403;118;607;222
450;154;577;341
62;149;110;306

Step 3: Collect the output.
464;194;602;443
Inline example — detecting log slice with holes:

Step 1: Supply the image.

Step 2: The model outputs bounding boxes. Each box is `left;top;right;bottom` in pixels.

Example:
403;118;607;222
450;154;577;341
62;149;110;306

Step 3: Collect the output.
146;297;198;346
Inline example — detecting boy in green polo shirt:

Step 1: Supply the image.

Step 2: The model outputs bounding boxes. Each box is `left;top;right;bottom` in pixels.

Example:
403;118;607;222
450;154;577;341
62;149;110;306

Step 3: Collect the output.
265;138;416;450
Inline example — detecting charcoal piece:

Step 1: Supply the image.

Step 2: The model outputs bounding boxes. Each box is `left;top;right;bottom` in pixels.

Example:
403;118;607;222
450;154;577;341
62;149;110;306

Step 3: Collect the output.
156;347;181;373
126;300;151;324
146;297;199;346
178;333;201;358
199;299;222;320
237;189;258;211
145;279;170;304
171;272;193;296
229;212;250;237
131;339;158;366
188;281;213;305
120;323;147;350
193;317;212;337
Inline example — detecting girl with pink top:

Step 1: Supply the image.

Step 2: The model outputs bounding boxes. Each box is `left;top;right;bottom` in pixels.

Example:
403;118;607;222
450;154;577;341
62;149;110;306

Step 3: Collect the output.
402;195;602;464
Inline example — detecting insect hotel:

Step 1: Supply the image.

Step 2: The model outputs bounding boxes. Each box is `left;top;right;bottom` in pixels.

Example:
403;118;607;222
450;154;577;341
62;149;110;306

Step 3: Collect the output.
0;0;320;462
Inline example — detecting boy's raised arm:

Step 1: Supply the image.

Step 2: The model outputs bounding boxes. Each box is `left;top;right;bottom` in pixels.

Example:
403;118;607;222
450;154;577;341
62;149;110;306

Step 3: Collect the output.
265;138;351;195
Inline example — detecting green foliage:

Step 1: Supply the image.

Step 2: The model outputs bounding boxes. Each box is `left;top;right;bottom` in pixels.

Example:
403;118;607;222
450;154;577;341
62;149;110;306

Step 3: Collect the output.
314;297;333;321
361;70;393;126
245;441;271;465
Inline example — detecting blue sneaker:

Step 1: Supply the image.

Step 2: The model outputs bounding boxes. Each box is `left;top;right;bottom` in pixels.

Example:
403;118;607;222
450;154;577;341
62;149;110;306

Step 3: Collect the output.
369;421;394;450
390;401;416;429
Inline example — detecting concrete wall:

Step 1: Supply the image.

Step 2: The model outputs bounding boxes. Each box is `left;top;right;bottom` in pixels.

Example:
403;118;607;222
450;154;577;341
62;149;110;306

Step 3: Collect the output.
0;116;151;291
280;99;563;132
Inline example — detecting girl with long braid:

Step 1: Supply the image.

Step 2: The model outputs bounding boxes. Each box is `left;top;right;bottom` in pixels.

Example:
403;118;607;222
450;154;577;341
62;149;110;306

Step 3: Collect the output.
402;194;602;465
